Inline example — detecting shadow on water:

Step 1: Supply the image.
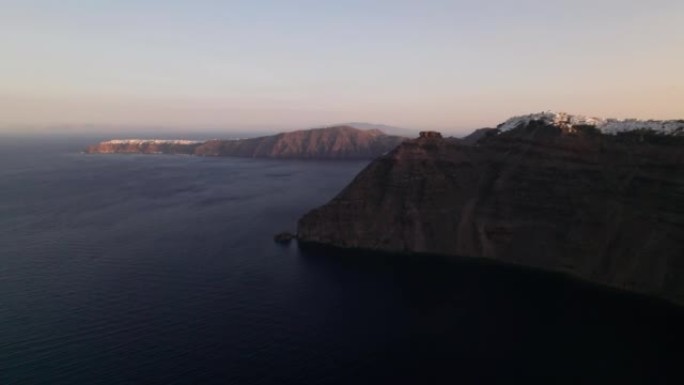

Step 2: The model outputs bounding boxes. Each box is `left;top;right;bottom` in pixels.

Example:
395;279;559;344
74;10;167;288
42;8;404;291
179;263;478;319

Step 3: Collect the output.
296;243;684;384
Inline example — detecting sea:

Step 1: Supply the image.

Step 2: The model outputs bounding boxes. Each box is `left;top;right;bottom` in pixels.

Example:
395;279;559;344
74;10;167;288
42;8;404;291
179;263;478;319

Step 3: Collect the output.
1;135;682;385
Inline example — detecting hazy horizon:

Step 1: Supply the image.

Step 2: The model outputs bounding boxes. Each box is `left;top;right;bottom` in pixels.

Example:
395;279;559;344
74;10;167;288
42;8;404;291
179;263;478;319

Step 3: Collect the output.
2;0;683;135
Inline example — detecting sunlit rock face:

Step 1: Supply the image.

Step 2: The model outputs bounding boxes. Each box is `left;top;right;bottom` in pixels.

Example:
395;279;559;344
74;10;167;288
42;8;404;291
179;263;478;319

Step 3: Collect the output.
298;114;684;305
192;126;406;159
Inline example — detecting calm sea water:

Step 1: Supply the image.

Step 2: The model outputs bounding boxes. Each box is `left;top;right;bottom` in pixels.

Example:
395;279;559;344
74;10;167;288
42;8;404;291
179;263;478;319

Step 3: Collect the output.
1;136;682;384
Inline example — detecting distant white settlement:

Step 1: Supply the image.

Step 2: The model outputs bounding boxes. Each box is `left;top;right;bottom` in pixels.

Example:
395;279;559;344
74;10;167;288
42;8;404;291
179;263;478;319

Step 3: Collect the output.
497;111;684;135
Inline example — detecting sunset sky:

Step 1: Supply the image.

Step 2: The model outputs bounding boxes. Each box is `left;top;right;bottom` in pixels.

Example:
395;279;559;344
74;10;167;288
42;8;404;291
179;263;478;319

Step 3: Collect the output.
2;0;683;134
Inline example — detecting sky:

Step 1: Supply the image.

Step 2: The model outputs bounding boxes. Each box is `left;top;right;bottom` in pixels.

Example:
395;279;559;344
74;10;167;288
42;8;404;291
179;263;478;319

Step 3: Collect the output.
1;0;683;135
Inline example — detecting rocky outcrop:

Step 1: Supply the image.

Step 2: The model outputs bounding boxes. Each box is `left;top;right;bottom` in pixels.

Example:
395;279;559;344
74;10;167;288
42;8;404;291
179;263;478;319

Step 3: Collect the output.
298;113;684;305
274;232;296;244
85;126;406;160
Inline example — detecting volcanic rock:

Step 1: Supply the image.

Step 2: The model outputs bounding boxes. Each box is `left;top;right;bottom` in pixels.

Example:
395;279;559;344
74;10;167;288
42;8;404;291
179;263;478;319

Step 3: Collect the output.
297;112;684;305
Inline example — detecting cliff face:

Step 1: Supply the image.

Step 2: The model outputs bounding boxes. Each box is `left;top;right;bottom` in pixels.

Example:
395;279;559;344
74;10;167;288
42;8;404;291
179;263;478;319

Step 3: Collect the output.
298;118;684;305
86;126;406;160
194;126;405;159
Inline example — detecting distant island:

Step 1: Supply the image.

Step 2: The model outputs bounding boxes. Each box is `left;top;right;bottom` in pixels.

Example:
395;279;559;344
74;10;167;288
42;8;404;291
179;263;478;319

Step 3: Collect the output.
85;126;407;160
298;112;684;305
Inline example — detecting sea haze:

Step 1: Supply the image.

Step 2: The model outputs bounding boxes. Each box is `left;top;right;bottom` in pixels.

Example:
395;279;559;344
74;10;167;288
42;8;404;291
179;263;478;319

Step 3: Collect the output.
1;136;682;384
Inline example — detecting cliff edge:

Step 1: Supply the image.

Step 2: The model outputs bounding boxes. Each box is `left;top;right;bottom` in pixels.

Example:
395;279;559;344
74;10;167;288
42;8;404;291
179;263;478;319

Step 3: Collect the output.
298;112;684;305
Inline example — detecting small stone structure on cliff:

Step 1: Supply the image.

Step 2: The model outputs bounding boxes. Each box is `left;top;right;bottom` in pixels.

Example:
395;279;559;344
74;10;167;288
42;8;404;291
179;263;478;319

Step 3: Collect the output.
419;131;443;139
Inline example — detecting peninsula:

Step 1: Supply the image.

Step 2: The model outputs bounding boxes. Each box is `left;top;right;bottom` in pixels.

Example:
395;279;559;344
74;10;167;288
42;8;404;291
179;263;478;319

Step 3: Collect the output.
85;126;407;160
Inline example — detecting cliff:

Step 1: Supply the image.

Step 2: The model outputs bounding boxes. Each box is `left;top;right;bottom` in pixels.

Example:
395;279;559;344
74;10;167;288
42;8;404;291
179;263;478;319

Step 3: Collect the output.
85;126;406;160
298;112;684;305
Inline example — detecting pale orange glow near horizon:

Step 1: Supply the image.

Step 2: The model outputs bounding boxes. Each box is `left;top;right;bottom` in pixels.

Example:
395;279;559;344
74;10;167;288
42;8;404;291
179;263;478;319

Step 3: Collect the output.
2;1;683;135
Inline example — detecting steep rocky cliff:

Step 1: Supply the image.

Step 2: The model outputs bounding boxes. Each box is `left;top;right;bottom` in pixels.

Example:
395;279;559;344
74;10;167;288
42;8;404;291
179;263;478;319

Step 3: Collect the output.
298;113;684;305
86;126;406;160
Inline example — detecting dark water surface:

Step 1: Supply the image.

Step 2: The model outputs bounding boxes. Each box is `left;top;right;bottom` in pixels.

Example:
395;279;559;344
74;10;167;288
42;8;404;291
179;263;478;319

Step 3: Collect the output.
1;136;682;384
